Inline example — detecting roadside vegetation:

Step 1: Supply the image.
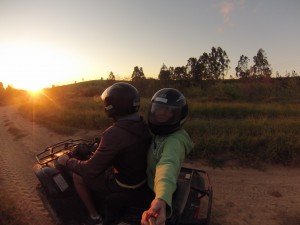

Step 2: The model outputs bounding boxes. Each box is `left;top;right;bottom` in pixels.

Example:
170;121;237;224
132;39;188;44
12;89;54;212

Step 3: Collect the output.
1;47;300;168
1;47;299;225
12;77;300;168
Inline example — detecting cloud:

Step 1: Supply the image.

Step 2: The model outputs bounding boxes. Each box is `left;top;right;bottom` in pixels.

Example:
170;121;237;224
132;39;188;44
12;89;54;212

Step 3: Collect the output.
217;27;224;33
220;2;234;25
219;0;245;26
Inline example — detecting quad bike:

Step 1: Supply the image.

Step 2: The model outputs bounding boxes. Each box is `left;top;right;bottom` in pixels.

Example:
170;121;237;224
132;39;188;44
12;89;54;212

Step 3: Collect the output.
33;138;213;225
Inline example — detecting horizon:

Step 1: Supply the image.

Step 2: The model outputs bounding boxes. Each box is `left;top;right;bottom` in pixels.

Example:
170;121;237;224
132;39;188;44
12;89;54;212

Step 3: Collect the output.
1;0;299;91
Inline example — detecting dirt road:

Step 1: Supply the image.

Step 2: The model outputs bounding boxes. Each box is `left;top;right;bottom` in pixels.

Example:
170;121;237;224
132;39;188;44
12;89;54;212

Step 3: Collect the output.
0;105;97;225
0;105;299;225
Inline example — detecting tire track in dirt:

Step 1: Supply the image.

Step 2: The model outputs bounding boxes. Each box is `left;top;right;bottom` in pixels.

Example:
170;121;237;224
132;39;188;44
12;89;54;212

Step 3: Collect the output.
0;105;99;225
0;105;79;225
0;109;55;225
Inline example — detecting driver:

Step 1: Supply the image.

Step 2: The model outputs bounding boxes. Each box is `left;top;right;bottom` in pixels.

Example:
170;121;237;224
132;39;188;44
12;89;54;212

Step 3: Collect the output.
58;82;152;225
141;88;194;225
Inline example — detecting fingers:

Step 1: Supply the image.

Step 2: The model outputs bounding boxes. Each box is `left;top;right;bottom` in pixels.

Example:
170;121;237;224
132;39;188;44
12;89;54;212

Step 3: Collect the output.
148;216;156;225
141;211;149;225
142;199;166;225
141;211;158;225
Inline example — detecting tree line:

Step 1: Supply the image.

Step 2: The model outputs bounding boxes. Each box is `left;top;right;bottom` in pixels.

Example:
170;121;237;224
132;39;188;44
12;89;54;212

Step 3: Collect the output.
0;82;27;105
0;46;298;96
106;47;298;82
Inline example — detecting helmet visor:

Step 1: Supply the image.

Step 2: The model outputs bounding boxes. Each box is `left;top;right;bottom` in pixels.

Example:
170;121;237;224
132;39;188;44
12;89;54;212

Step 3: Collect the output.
149;103;181;125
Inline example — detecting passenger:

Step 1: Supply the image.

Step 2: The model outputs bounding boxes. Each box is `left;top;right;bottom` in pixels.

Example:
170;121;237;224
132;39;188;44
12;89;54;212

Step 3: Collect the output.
58;82;152;225
141;88;194;225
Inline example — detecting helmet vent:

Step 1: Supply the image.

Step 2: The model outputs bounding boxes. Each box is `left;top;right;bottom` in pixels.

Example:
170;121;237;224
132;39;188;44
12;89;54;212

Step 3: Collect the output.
154;97;168;103
105;105;113;110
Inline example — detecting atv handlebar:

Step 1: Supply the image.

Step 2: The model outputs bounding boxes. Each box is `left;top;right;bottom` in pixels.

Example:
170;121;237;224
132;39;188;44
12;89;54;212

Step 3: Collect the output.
35;138;100;165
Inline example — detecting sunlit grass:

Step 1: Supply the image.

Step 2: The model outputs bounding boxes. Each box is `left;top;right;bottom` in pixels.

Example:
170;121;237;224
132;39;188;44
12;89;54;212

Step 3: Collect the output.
17;79;300;167
185;117;300;166
189;101;300;119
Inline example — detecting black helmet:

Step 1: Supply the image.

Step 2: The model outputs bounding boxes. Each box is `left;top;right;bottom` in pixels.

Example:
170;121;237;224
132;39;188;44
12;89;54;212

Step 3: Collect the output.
148;88;188;135
101;82;140;117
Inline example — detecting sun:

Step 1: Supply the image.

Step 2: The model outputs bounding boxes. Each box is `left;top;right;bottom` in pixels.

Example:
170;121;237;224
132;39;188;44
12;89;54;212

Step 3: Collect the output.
16;78;50;92
0;42;83;91
28;89;43;97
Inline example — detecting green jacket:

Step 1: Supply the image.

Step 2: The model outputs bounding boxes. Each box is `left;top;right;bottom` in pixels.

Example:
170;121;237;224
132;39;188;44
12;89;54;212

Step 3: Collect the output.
146;128;194;217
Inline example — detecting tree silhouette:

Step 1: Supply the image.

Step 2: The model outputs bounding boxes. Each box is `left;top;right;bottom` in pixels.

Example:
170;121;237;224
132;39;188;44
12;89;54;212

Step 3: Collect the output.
186;57;202;82
107;71;115;80
197;52;211;80
236;55;250;79
208;47;230;80
158;64;171;80
251;48;272;78
131;66;146;81
172;66;188;80
158;46;229;82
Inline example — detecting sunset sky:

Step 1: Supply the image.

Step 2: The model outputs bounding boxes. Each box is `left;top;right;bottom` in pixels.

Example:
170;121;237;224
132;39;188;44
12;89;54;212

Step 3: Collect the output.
0;0;299;91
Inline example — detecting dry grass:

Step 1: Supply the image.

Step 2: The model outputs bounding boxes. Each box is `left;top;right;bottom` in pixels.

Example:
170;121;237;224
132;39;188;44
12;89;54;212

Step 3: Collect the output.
16;79;300;167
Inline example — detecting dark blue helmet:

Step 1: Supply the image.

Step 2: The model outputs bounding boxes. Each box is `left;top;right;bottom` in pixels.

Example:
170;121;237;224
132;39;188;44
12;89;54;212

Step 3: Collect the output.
148;88;188;135
101;82;140;117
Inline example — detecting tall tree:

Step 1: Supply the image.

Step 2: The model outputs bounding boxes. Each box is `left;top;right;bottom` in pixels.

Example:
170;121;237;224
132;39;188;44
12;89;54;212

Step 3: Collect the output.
197;52;211;80
158;64;171;80
172;66;187;80
209;47;230;80
235;55;250;79
251;48;272;78
107;71;115;80
186;57;201;81
131;66;145;81
167;66;174;80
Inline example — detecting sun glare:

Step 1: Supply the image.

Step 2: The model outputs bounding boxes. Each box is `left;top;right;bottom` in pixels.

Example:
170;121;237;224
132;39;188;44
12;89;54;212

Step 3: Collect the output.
28;89;42;96
0;42;83;91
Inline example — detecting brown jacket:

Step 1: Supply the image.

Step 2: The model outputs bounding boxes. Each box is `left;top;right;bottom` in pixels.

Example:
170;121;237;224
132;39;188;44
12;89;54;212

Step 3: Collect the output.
67;116;152;186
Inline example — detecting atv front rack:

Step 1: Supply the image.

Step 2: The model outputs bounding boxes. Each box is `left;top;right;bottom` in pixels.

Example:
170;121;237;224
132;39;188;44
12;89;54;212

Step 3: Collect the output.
35;139;91;165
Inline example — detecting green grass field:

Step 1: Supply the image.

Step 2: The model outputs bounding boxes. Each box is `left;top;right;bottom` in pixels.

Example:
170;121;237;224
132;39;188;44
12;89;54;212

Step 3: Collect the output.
17;78;300;167
1;78;300;225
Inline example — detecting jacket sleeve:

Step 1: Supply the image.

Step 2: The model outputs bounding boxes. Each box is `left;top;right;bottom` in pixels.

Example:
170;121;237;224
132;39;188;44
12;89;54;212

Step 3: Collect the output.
153;136;186;217
66;127;121;178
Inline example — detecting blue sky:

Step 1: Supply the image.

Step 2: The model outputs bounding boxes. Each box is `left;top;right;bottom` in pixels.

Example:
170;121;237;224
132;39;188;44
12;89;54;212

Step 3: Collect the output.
0;0;299;90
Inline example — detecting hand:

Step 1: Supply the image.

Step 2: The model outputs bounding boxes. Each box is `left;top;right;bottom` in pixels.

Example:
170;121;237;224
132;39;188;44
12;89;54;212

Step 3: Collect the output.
141;198;166;225
57;154;69;166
